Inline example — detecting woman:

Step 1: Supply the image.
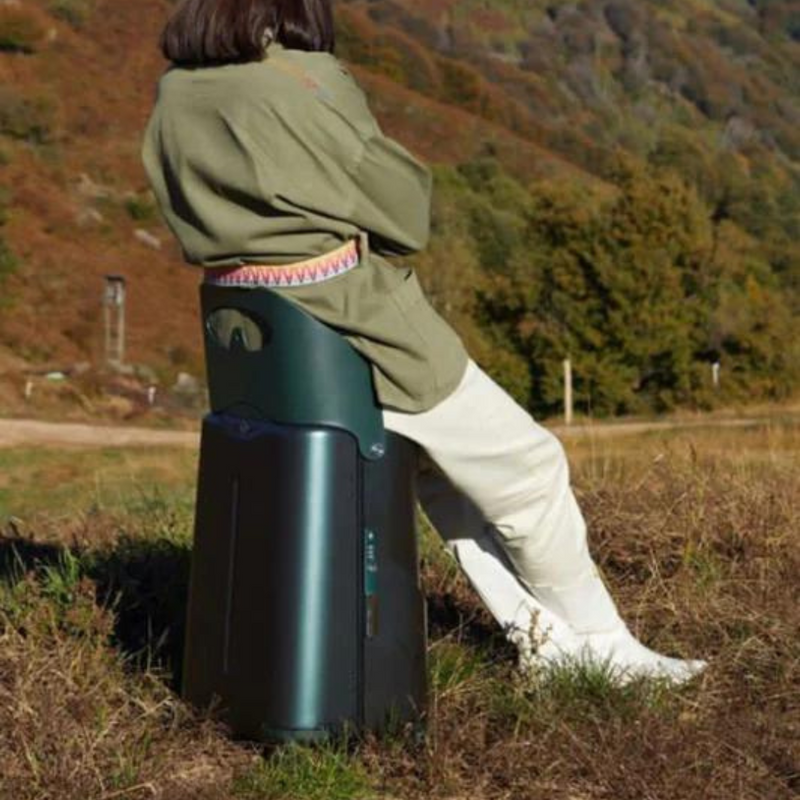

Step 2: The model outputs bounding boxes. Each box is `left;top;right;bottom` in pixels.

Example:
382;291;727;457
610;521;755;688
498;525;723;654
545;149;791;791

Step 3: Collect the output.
141;0;707;685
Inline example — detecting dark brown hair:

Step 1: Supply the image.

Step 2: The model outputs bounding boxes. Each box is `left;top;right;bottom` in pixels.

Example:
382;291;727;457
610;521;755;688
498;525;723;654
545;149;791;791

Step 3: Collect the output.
159;0;335;66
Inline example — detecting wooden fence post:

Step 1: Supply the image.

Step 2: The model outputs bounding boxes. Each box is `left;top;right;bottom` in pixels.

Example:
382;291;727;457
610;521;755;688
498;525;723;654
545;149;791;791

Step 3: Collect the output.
564;358;573;425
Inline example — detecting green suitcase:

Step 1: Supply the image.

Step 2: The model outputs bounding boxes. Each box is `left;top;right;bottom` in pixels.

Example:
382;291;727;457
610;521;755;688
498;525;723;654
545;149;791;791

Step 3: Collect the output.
182;282;428;742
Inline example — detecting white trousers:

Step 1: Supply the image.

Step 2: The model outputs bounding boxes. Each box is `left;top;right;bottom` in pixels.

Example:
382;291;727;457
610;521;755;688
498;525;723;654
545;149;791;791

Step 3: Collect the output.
382;358;603;649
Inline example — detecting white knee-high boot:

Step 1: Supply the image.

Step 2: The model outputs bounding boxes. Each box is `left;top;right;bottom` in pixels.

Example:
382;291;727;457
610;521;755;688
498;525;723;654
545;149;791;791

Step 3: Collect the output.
523;566;708;684
385;360;708;685
418;463;706;684
416;466;581;668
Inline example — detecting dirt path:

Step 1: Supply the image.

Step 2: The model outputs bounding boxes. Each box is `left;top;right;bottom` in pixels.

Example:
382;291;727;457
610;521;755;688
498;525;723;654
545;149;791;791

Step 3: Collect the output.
0;419;199;449
552;415;782;438
0;414;789;449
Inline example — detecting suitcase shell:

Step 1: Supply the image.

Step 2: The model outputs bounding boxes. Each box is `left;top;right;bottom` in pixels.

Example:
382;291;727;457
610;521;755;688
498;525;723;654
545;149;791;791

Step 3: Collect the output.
182;283;427;741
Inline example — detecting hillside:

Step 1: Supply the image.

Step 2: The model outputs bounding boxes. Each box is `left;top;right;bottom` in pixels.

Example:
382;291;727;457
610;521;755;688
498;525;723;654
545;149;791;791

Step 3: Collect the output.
0;0;798;416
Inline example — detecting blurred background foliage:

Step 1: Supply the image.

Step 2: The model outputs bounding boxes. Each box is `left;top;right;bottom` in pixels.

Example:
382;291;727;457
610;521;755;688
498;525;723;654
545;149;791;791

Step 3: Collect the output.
335;0;800;417
0;0;797;417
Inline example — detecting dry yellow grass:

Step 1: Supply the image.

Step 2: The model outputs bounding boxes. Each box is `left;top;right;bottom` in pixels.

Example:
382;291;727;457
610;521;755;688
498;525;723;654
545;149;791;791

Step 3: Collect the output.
0;417;797;799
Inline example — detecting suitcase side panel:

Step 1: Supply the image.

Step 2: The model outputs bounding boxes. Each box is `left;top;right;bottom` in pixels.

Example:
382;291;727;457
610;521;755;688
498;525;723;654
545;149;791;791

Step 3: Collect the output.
361;432;427;730
184;415;362;739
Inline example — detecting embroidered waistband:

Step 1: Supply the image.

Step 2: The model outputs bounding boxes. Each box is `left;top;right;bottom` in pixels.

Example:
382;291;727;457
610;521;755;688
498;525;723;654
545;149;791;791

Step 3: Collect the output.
203;240;359;288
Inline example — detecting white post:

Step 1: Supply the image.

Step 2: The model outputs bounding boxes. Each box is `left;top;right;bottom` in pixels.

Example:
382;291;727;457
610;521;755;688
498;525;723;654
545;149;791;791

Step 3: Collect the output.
564;357;573;426
712;362;720;390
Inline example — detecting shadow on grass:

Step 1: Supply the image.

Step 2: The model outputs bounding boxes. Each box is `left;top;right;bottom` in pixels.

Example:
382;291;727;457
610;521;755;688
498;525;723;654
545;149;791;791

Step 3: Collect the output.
0;533;191;691
426;589;516;663
0;531;515;693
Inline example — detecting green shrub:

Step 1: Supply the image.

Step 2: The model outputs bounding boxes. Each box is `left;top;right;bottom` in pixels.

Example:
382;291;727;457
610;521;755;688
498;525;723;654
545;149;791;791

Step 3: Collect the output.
437;58;483;111
0;188;18;290
48;0;96;30
334;8;405;82
0;87;56;144
0;239;18;281
123;193;157;223
0;7;45;53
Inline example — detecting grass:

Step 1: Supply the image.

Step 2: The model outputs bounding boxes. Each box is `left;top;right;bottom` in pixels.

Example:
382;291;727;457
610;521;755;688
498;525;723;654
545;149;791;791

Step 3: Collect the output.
0;417;798;798
232;742;372;800
0;446;197;523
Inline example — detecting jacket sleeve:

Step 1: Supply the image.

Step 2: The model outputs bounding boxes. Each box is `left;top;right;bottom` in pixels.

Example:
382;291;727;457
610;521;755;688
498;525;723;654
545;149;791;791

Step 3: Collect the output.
244;55;433;256
347;130;433;257
318;60;433;256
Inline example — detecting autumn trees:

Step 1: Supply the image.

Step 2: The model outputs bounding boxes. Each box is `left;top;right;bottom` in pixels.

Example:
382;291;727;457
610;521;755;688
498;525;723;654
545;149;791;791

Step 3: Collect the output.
416;155;800;418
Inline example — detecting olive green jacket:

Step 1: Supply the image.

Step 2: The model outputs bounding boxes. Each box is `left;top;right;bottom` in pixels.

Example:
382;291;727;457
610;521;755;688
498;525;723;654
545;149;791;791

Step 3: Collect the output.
140;42;468;412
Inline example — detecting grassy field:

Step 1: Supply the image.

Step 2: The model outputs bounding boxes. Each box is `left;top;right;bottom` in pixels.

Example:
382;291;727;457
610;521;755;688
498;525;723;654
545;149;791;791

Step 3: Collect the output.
0;419;798;799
